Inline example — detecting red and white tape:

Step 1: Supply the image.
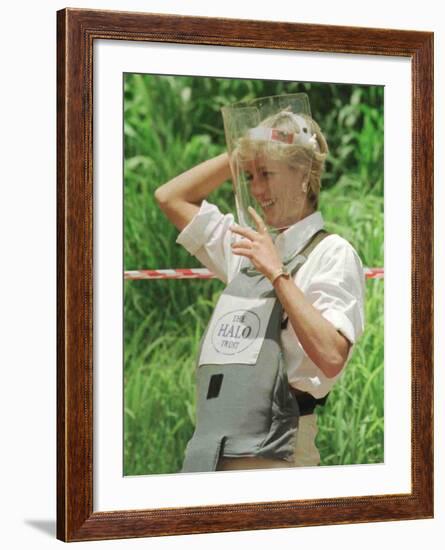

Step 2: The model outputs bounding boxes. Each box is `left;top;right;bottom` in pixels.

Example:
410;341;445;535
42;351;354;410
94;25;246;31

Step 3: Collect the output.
124;268;214;280
124;267;384;281
364;268;384;280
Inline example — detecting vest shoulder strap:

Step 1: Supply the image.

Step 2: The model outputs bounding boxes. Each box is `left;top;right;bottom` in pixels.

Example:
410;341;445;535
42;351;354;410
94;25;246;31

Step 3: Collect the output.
288;229;330;277
300;229;330;258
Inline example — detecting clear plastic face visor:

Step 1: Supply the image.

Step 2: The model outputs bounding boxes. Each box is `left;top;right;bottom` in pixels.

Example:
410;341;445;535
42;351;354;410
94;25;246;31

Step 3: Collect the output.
221;94;319;232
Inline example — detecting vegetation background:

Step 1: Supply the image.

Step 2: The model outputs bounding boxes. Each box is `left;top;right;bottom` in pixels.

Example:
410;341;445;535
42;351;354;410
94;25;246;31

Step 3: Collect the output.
123;74;384;475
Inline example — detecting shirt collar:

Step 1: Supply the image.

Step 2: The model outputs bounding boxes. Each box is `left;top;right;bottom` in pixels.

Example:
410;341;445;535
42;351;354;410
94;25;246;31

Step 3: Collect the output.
273;211;325;263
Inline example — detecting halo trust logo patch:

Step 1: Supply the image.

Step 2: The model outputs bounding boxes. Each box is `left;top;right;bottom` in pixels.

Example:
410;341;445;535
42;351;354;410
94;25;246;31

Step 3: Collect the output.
211;309;261;355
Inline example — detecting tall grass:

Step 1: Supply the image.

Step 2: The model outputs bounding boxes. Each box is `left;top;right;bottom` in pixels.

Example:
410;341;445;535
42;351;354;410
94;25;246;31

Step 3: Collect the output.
123;75;384;475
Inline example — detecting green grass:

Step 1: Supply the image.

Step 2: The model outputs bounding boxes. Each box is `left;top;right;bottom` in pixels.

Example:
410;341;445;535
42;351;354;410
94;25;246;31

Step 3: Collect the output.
123;75;384;475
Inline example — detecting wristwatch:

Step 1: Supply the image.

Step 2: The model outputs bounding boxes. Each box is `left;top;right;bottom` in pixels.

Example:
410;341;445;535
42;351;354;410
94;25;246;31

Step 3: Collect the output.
270;266;290;285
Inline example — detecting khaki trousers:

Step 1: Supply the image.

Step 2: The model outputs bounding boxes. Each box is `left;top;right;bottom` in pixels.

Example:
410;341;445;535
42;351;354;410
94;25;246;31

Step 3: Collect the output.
216;414;321;471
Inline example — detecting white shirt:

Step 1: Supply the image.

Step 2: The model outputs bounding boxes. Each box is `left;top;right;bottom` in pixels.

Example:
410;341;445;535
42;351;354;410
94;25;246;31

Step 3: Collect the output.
176;200;366;398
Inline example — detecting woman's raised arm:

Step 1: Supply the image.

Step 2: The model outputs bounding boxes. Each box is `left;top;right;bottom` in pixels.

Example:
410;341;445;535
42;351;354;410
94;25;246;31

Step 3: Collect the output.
154;152;232;231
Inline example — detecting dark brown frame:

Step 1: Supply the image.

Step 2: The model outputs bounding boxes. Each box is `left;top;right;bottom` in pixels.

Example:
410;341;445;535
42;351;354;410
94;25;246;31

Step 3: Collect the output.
57;8;434;542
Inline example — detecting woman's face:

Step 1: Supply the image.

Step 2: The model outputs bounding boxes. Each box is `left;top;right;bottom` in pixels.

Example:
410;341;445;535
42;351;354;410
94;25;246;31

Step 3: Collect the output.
241;155;310;229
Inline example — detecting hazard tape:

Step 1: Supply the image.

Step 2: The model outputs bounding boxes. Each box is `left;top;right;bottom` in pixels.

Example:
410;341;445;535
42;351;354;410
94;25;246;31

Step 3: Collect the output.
124;268;214;280
124;267;384;281
364;268;384;280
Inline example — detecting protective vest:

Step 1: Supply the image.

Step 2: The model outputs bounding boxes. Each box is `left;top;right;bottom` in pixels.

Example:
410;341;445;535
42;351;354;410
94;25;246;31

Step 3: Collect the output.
181;230;329;473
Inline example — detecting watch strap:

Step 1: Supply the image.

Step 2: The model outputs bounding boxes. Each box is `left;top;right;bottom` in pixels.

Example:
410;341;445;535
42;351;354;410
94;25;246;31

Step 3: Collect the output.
270;266;290;285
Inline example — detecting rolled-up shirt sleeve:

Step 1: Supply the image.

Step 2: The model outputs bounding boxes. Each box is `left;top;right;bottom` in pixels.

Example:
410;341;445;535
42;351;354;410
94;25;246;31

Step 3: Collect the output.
304;236;366;346
176;200;240;283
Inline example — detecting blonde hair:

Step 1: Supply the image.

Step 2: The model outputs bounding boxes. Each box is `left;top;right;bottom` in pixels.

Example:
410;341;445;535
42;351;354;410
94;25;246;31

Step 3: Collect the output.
233;110;329;209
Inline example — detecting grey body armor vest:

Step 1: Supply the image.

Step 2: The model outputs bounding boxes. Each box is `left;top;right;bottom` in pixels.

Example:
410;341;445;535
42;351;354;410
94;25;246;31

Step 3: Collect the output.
181;230;329;473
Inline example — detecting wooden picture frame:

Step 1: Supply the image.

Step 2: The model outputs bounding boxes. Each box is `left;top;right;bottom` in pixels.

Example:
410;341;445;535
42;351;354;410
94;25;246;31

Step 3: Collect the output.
57;8;434;542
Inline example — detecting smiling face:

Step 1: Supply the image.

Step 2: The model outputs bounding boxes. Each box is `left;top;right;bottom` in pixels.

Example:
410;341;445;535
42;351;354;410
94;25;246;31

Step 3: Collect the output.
240;155;312;229
223;99;328;231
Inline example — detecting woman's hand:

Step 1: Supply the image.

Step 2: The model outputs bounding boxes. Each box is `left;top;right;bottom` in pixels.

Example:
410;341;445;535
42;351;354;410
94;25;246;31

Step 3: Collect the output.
230;206;283;280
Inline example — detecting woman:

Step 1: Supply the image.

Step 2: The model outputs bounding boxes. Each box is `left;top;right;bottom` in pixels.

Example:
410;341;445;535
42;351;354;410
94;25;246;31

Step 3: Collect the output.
155;93;365;472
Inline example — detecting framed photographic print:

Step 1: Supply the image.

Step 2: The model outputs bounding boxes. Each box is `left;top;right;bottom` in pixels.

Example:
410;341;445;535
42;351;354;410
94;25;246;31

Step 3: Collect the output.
57;8;433;542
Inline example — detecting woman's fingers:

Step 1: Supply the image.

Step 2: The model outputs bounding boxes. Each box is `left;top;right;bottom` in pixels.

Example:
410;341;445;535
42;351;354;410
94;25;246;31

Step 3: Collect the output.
230;208;268;241
231;246;252;258
231;238;252;250
230;224;257;241
248;206;268;234
231;237;253;256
